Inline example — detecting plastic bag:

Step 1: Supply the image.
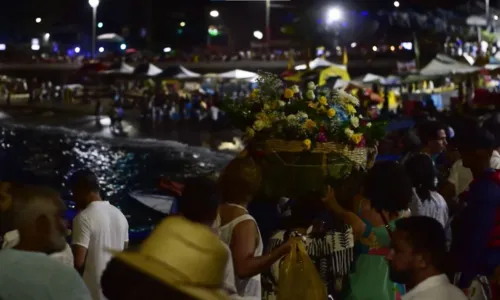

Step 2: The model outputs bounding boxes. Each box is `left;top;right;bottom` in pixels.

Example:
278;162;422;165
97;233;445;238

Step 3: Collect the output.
277;239;328;300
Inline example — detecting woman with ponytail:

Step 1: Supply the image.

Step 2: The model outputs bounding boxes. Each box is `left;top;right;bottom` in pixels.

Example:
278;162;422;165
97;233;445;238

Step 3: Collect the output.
405;153;449;228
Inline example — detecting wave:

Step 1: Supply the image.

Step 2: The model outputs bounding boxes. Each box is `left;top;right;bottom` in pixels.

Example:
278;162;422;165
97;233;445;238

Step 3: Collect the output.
0;120;237;160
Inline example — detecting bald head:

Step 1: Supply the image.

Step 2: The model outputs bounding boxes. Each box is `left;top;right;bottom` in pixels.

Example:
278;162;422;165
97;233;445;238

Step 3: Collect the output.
7;184;67;254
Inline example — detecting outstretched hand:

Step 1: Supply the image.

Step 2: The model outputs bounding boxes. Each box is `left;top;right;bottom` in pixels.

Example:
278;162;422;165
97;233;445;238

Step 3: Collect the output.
367;141;379;169
322;185;343;212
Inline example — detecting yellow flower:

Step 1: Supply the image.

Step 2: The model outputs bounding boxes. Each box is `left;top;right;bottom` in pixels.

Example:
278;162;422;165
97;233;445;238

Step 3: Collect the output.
284;88;294;99
319;96;328;106
250;89;259;99
306;90;315;100
302;119;317;130
238;149;249;157
350;116;359;128
346;104;356;115
344;128;354;138
291;85;300;93
317;105;326;113
245;127;255;138
351;133;363;145
256;112;268;120
308;101;318;109
327;108;336;118
253;120;266;131
303;139;312;150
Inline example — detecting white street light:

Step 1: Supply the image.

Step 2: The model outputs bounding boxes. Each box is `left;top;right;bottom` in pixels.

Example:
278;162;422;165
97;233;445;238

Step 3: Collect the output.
98;47;104;53
326;7;342;23
495;15;499;20
35;17;42;23
120;44;127;50
74;47;81;53
351;42;357;48
393;1;400;7
180;22;186;27
253;30;263;40
88;0;99;8
97;22;103;28
88;0;100;58
31;44;40;51
163;47;172;53
210;10;219;18
372;46;378;51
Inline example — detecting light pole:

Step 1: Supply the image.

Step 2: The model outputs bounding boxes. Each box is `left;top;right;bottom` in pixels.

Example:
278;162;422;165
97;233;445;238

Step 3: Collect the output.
88;0;100;58
265;0;271;48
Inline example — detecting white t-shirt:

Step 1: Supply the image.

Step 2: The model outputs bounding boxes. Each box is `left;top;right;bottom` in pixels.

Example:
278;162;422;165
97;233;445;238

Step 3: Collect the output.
409;189;449;228
448;150;500;195
402;274;467;300
0;248;91;300
2;230;74;267
72;201;129;300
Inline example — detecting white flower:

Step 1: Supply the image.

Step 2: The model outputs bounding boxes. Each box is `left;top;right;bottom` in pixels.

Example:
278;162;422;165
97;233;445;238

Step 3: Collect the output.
278;100;286;107
307;81;316;90
296;111;308;120
366;122;372;128
359;114;363;119
306;90;315;100
291;85;300;93
350;116;359;128
286;114;297;123
253;120;266;132
347;94;360;106
337;89;360;106
344;128;354;138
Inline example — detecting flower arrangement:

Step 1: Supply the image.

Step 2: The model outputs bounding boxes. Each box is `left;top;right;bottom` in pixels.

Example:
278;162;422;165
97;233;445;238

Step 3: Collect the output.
222;72;385;197
224;72;384;151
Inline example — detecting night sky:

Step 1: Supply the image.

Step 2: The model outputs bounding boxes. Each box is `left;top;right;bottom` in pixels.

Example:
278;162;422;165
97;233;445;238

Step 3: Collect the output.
0;0;481;48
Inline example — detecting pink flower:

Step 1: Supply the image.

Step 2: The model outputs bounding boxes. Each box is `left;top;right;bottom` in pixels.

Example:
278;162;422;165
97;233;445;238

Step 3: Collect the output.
356;137;366;148
317;132;328;143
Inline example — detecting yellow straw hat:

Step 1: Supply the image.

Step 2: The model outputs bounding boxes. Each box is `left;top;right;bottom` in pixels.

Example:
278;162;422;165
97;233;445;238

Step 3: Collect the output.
110;216;229;300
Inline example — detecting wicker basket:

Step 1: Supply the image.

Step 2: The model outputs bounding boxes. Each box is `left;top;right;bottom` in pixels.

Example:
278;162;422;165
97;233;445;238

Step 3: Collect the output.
263;139;368;168
248;139;369;198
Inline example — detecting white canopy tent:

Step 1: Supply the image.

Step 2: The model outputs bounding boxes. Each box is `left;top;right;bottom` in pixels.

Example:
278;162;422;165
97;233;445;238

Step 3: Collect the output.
295;57;347;71
217;69;258;79
146;64;163;76
420;54;479;76
97;33;125;42
174;66;201;79
101;62;134;74
355;73;385;83
159;65;201;79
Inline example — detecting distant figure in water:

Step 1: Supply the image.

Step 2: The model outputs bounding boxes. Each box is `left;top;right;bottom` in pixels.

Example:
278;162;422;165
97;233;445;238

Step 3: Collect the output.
109;102;124;132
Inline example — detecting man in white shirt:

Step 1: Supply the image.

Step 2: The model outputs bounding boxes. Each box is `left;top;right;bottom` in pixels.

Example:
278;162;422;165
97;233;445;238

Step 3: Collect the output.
447;150;500;196
387;216;467;300
0;184;91;300
70;170;129;300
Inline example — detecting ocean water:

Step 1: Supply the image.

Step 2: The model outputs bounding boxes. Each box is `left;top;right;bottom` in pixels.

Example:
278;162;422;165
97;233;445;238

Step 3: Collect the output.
0;123;234;241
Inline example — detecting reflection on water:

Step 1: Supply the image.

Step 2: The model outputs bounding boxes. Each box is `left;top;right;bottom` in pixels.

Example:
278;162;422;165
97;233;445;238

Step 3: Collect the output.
0;124;234;240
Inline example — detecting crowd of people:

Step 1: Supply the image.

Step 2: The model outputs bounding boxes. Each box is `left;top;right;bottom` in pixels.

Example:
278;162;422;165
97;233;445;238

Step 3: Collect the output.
3;100;500;300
